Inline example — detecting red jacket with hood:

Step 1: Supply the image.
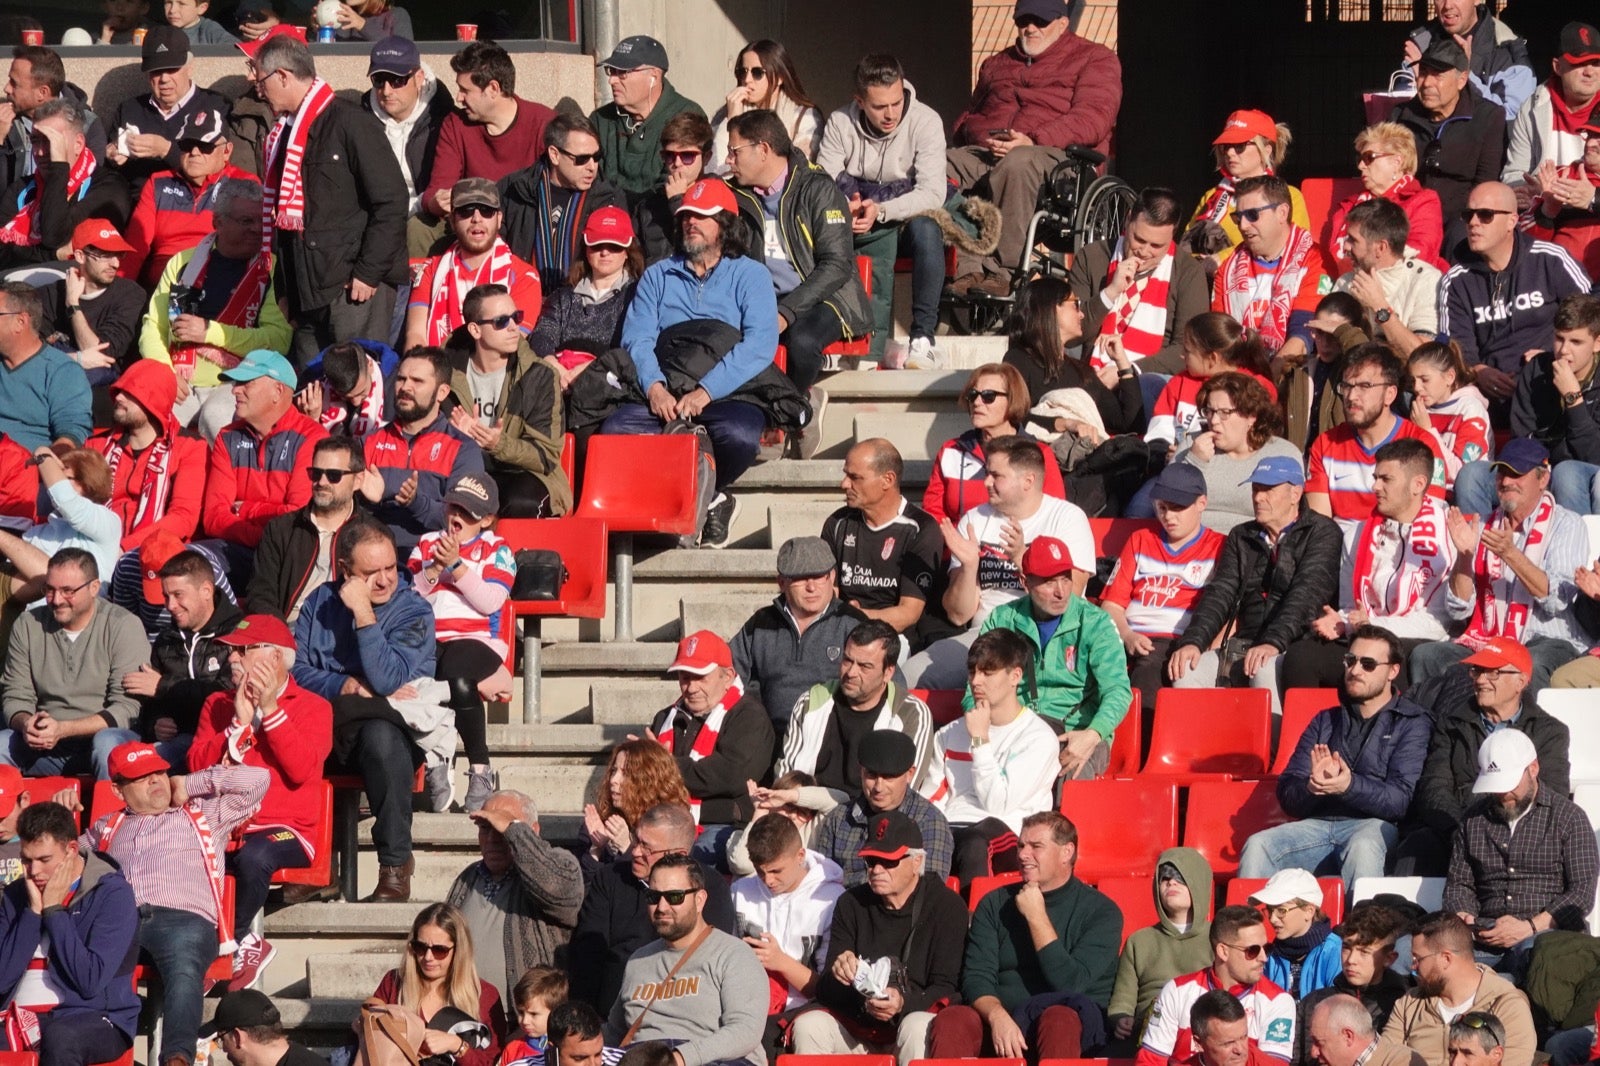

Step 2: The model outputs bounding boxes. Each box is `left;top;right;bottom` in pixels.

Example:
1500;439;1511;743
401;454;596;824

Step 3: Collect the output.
87;360;207;550
202;405;328;548
952;30;1122;155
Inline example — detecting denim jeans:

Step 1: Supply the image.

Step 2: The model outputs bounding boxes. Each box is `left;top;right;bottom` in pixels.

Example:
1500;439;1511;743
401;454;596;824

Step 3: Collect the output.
139;904;216;1064
0;727;140;780
690;822;737;874
1546;1025;1596;1066
1237;817;1398;891
600;401;766;494
1452;460;1497;518
227;830;311;940
899;217;944;343
1551;460;1600;514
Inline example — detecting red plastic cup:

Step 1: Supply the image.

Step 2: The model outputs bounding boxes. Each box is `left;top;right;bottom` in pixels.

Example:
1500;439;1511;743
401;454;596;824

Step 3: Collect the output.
455;23;478;41
20;29;44;46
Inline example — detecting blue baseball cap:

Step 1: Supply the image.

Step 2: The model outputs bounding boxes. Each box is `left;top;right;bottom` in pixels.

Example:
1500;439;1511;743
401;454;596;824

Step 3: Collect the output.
1490;437;1550;477
1241;455;1305;488
221;350;297;390
1151;463;1208;506
368;36;421;77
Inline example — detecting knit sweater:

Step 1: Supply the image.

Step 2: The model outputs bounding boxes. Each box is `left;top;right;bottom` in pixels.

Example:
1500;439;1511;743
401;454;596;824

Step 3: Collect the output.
591;83;706;197
1;600;147;730
605;928;769;1066
1174;437;1304;533
1108;847;1215;1025
964;875;1123;1010
422;98;556;219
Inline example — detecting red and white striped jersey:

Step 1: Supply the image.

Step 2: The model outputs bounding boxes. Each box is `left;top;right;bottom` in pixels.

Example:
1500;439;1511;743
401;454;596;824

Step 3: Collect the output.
1137;967;1296;1066
408;529;515;645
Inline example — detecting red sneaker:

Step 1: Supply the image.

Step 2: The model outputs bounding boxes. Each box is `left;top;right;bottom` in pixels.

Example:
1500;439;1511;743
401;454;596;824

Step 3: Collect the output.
227;933;276;992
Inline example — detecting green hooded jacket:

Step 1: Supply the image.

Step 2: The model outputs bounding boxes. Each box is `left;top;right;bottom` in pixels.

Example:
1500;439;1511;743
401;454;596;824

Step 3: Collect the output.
972;592;1133;738
1107;846;1215;1026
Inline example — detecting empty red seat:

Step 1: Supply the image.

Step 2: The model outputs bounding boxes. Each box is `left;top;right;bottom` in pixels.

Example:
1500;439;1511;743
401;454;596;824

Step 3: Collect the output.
1092;876;1160;949
913;1059;1024;1066
1109;689;1142;776
780;1057;895;1066
497;516;610;723
23;776;82;828
916;688;964;727
1227;876;1345;925
967;871;1024;913
1059;778;1178;881
1183;779;1292;878
1144;688;1271;783
1274;688;1339;774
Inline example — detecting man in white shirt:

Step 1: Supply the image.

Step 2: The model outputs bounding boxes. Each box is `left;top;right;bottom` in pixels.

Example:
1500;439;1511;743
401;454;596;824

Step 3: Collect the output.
905;433;1092;690
1333;198;1441;356
923;628;1060;888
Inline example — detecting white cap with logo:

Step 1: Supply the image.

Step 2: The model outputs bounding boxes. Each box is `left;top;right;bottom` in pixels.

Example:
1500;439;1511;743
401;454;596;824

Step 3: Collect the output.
1472;729;1538;794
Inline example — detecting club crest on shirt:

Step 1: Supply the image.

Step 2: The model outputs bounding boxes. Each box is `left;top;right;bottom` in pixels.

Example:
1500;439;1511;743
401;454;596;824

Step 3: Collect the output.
880;536;895;561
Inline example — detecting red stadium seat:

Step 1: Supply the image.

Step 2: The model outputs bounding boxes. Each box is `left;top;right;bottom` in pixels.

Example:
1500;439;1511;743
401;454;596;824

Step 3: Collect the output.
1109;689;1141;776
914;1058;1024;1066
779;1057;895;1066
1060;777;1178;881
775;258;874;377
331;768;424;902
1274;688;1339;774
1041;1059;1135;1066
1299;177;1365;253
560;432;576;489
916;688;964;728
0;1053;38;1066
967;871;1024;912
1144;688;1271;783
88;779;117;827
1093;876;1161;948
1183;779;1292;878
497;516;610;722
1089;518;1161;562
23;776;83;828
1227;876;1345;925
273;780;334;890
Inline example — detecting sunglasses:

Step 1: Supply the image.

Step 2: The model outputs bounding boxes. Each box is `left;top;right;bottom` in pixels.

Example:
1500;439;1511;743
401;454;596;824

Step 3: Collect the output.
1342;654;1392;672
1230;203;1284;225
734;65;766;81
862;854;904;869
453;204;499;221
1467;665;1521;678
409;939;453;959
1225;942;1266;959
1459;208;1514;224
555;145;603;166
474;310;525;330
177;139;223;154
965;388;1007;405
661;149;702;166
1358;151;1394;166
643;888;693;906
370;72;413;89
307;467;354;484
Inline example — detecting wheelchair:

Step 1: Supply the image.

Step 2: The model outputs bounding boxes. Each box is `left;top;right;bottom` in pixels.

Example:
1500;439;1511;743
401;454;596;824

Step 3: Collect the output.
945;144;1138;336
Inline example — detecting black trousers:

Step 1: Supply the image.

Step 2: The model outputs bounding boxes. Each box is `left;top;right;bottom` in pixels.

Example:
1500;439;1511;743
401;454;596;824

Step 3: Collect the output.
951;817;1021;888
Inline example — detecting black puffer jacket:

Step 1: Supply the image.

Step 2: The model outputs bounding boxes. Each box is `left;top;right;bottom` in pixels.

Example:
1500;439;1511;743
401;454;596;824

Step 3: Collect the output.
1407;694;1571;836
657;320;809;429
1173;509;1342;653
143;598;245;734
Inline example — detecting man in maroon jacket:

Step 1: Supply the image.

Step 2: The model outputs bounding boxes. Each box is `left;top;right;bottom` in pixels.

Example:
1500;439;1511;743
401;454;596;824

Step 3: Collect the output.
946;0;1122;297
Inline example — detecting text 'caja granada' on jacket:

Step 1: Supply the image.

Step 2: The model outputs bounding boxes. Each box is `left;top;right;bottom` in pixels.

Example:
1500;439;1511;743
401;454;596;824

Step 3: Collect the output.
202;406;329;548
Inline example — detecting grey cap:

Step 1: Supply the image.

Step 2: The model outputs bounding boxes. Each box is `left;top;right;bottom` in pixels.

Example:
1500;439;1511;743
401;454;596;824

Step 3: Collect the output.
776;536;835;579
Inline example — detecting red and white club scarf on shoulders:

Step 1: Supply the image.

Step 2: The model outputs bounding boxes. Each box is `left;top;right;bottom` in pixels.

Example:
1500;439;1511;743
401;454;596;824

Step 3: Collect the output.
1093;237;1175;369
1348;496;1452;619
168;233;272;373
425;239;517;346
0;143;96;247
657;675;745;822
1462;493;1556;648
261;77;335;256
1216;223;1316;350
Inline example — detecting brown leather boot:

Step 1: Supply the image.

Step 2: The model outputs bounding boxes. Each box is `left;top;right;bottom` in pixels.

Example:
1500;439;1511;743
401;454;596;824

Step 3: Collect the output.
367;856;414;902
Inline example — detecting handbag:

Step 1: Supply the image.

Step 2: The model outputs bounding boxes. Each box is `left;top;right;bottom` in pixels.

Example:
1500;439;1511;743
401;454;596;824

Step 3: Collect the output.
510;550;567;601
1364;69;1415;125
352;1005;424;1066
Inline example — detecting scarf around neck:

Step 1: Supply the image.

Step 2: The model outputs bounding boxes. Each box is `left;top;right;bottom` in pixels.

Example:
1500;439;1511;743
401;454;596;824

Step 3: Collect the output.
1463;492;1557;648
262;77;335;253
426;239;517;346
0;143;95;247
1097;237;1176;365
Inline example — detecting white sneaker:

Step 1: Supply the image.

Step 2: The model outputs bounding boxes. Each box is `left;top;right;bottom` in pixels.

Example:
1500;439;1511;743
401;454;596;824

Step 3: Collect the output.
905;336;941;369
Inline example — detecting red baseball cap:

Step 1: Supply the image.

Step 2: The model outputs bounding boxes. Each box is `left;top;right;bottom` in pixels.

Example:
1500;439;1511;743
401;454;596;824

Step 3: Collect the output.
1461;637;1533;678
0;766;23;820
108;741;170;782
139;529;190;606
214;614;296;651
71;218;134;256
1212;109;1278;146
676;178;738;217
668;629;732;676
583;205;636;247
237;23;307;60
1022;536;1077;579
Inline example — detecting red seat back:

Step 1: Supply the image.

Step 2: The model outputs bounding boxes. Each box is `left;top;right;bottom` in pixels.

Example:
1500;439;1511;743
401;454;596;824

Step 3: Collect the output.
496;516;609;620
23;776;83;829
1109;688;1141;776
1274;688;1339;774
1090;518;1160;561
1183;779;1292;878
1059;778;1178;881
1227;876;1346;926
915;688;964;728
88;779;118;827
914;1059;1024;1066
1041;1059;1135;1066
0;1050;40;1066
1092;876;1160;949
273;780;333;887
779;1057;895;1066
1145;688;1271;780
967;871;1023;913
573;434;702;535
1299;177;1365;254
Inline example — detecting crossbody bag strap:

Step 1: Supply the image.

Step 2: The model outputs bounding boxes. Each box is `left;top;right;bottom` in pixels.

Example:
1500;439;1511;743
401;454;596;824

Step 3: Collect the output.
620;923;715;1046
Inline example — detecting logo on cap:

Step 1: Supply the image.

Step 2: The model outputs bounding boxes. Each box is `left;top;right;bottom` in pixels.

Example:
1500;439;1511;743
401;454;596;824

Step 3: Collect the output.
1048;542;1062;560
455;477;491;503
684;635;698;656
874;818;887;840
1585;27;1594;44
156;42;169;52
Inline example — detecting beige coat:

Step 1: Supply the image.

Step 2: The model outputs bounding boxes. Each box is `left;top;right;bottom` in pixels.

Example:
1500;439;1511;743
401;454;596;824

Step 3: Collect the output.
1381;965;1537;1066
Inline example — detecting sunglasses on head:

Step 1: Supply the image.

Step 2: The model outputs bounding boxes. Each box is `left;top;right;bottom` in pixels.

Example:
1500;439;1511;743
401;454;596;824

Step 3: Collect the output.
661;149;702;166
307;467;353;484
643;887;693;906
734;65;766;81
965;388;1007;405
1342;654;1391;672
1230;203;1284;225
862;854;904;869
409;939;453;959
370;71;413;89
177;139;222;154
453;204;499;221
1459;207;1514;224
474;309;525;330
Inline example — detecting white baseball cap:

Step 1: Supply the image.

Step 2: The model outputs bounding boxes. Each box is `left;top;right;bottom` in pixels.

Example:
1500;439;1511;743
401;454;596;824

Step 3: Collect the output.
1248;868;1323;909
1472;729;1537;794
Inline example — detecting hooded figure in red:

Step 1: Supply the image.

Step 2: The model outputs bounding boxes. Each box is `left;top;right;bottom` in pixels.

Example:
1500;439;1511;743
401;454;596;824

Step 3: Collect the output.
88;360;209;550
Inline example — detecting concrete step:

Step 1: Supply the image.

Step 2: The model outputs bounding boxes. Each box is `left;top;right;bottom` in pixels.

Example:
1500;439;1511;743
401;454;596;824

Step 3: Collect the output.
484;722;609;754
853;411;969;461
732;458;930;491
541;640;674;673
352;849;466;903
496;762;604;812
634;548;777;580
815;369;967;399
768;501;840;548
307;949;404;1000
268;901;423;936
680;590;773;637
590;678;679;726
356;811;584;847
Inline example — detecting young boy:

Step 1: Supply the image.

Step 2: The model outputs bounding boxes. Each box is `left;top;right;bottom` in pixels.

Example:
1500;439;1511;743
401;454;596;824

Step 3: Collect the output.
162;0;239;43
1510;292;1600;513
1101;463;1224;721
500;967;568;1066
1107;846;1215;1046
1296;902;1410;1062
1249;869;1342;998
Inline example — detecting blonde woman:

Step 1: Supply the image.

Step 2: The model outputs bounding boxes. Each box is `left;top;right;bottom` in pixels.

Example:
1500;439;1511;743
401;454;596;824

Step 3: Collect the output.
365;903;507;1066
1190;109;1311;250
1328;121;1445;271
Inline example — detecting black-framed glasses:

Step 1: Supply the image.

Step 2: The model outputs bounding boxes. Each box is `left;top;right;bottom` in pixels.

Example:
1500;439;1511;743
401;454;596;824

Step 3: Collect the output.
554;145;602;166
1224;942;1265;960
661;149;702;166
734;65;766;81
370;72;412;89
643;888;693;906
1199;406;1238;421
965;388;1007;405
1342;654;1392;672
452;205;500;221
1335;379;1392;395
1459;208;1514;224
1230;203;1284;225
43;579;94;600
862;855;905;869
176;139;223;154
409;939;453;959
307;467;354;484
1467;665;1521;678
473;310;525;330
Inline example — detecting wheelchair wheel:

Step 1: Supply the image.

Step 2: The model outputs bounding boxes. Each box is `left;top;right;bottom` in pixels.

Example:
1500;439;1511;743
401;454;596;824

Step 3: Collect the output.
1075;175;1137;248
942;292;1012;336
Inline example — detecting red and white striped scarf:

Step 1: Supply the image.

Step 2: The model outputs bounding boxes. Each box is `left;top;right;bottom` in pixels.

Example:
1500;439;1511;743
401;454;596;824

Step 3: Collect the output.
1349;497;1451;619
97;803;235;952
1196;176;1236;225
1216;224;1316;351
170;234;273;373
1462;493;1556;648
657;675;745;820
0;143;96;247
1098;238;1176;363
425;239;517;347
319;353;387;437
99;431;174;531
261;77;335;255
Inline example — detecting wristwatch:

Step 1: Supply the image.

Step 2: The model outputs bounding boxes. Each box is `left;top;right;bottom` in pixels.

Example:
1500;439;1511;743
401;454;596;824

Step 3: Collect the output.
64;305;81;315
969;736;990;749
1564;390;1584;408
1373;308;1392;325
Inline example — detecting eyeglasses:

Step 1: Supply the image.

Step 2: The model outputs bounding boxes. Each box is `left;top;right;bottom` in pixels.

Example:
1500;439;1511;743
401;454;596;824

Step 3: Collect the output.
1218;143;1254;155
1199;406;1238;421
602;65;645;79
43;579;94;600
1410;950;1442;967
453;205;500;221
1459;208;1515;224
1229;203;1284;225
306;467;354;484
734;65;767;81
370;72;412;89
725;141;764;160
409;939;454;959
227;643;281;656
966;388;1007;405
862;855;905;869
1267;902;1310;919
1224;942;1266;959
1467;665;1521;679
1342;654;1392;672
1358;151;1395;166
587;243;627;255
1335;379;1392;395
177;139;222;154
473;310;525;330
661;149;702;166
554;145;603;166
643;888;693;906
248;67;284;86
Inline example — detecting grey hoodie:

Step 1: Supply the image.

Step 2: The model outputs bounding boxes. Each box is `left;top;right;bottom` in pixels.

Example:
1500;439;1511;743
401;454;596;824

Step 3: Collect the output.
1107;845;1215;1026
815;79;948;224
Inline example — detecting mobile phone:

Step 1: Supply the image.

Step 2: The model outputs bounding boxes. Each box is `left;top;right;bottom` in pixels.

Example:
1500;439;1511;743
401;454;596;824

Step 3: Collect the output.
988;128;1013;138
738;916;766;939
